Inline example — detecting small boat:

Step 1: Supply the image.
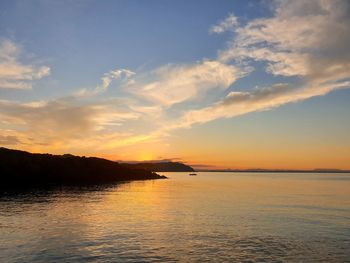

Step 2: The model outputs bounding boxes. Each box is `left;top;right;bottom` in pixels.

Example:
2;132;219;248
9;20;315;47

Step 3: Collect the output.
189;173;197;176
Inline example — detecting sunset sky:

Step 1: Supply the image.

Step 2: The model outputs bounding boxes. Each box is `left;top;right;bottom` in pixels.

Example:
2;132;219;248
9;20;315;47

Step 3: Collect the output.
0;0;349;169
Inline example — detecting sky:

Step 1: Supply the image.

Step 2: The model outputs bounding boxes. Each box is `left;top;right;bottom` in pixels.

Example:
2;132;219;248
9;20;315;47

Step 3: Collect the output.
0;0;349;169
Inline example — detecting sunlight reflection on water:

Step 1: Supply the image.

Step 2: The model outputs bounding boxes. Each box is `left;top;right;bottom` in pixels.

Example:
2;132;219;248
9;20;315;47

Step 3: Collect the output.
0;172;349;262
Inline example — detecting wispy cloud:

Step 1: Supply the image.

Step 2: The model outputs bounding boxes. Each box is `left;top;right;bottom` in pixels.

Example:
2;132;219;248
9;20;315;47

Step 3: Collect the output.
0;40;50;89
75;68;135;96
0;134;20;145
126;60;244;106
170;81;350;130
210;13;239;34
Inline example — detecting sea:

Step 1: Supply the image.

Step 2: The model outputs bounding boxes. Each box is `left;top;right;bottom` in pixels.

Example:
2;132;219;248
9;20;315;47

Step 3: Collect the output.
0;172;349;262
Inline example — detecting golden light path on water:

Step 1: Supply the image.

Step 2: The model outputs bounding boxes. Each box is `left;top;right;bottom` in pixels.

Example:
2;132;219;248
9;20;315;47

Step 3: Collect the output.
0;172;349;262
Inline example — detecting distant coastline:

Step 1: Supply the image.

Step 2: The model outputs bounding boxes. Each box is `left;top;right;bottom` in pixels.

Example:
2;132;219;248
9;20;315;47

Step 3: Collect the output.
196;169;350;173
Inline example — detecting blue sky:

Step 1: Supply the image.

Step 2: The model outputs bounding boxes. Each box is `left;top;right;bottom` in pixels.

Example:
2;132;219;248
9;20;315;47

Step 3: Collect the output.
0;0;349;169
0;0;272;99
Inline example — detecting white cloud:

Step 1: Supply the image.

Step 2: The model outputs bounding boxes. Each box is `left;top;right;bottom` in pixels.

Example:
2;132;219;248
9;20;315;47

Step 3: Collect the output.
75;68;135;97
219;0;350;85
127;60;244;106
210;14;239;34
98;68;135;93
0;40;50;89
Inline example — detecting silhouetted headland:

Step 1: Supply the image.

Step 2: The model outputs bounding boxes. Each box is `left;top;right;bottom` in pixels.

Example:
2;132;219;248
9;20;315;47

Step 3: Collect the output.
0;147;166;190
123;162;195;172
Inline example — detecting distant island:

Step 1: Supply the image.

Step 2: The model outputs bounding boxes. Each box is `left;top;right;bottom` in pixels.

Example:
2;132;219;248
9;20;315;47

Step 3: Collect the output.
122;162;194;172
0;147;167;189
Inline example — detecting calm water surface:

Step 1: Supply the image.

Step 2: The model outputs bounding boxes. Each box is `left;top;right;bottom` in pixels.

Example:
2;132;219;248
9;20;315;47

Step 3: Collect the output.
0;172;349;262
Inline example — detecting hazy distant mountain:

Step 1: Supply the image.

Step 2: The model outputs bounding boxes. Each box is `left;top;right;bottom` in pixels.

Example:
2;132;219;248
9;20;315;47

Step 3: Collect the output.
0;147;166;189
123;162;195;172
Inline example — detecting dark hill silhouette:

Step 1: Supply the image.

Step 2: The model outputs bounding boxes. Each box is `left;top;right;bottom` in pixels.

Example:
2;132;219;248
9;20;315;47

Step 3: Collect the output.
123;162;195;172
0;147;166;189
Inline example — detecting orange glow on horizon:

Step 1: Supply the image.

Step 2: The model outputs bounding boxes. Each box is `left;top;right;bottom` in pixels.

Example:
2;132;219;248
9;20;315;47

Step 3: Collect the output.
7;138;350;171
